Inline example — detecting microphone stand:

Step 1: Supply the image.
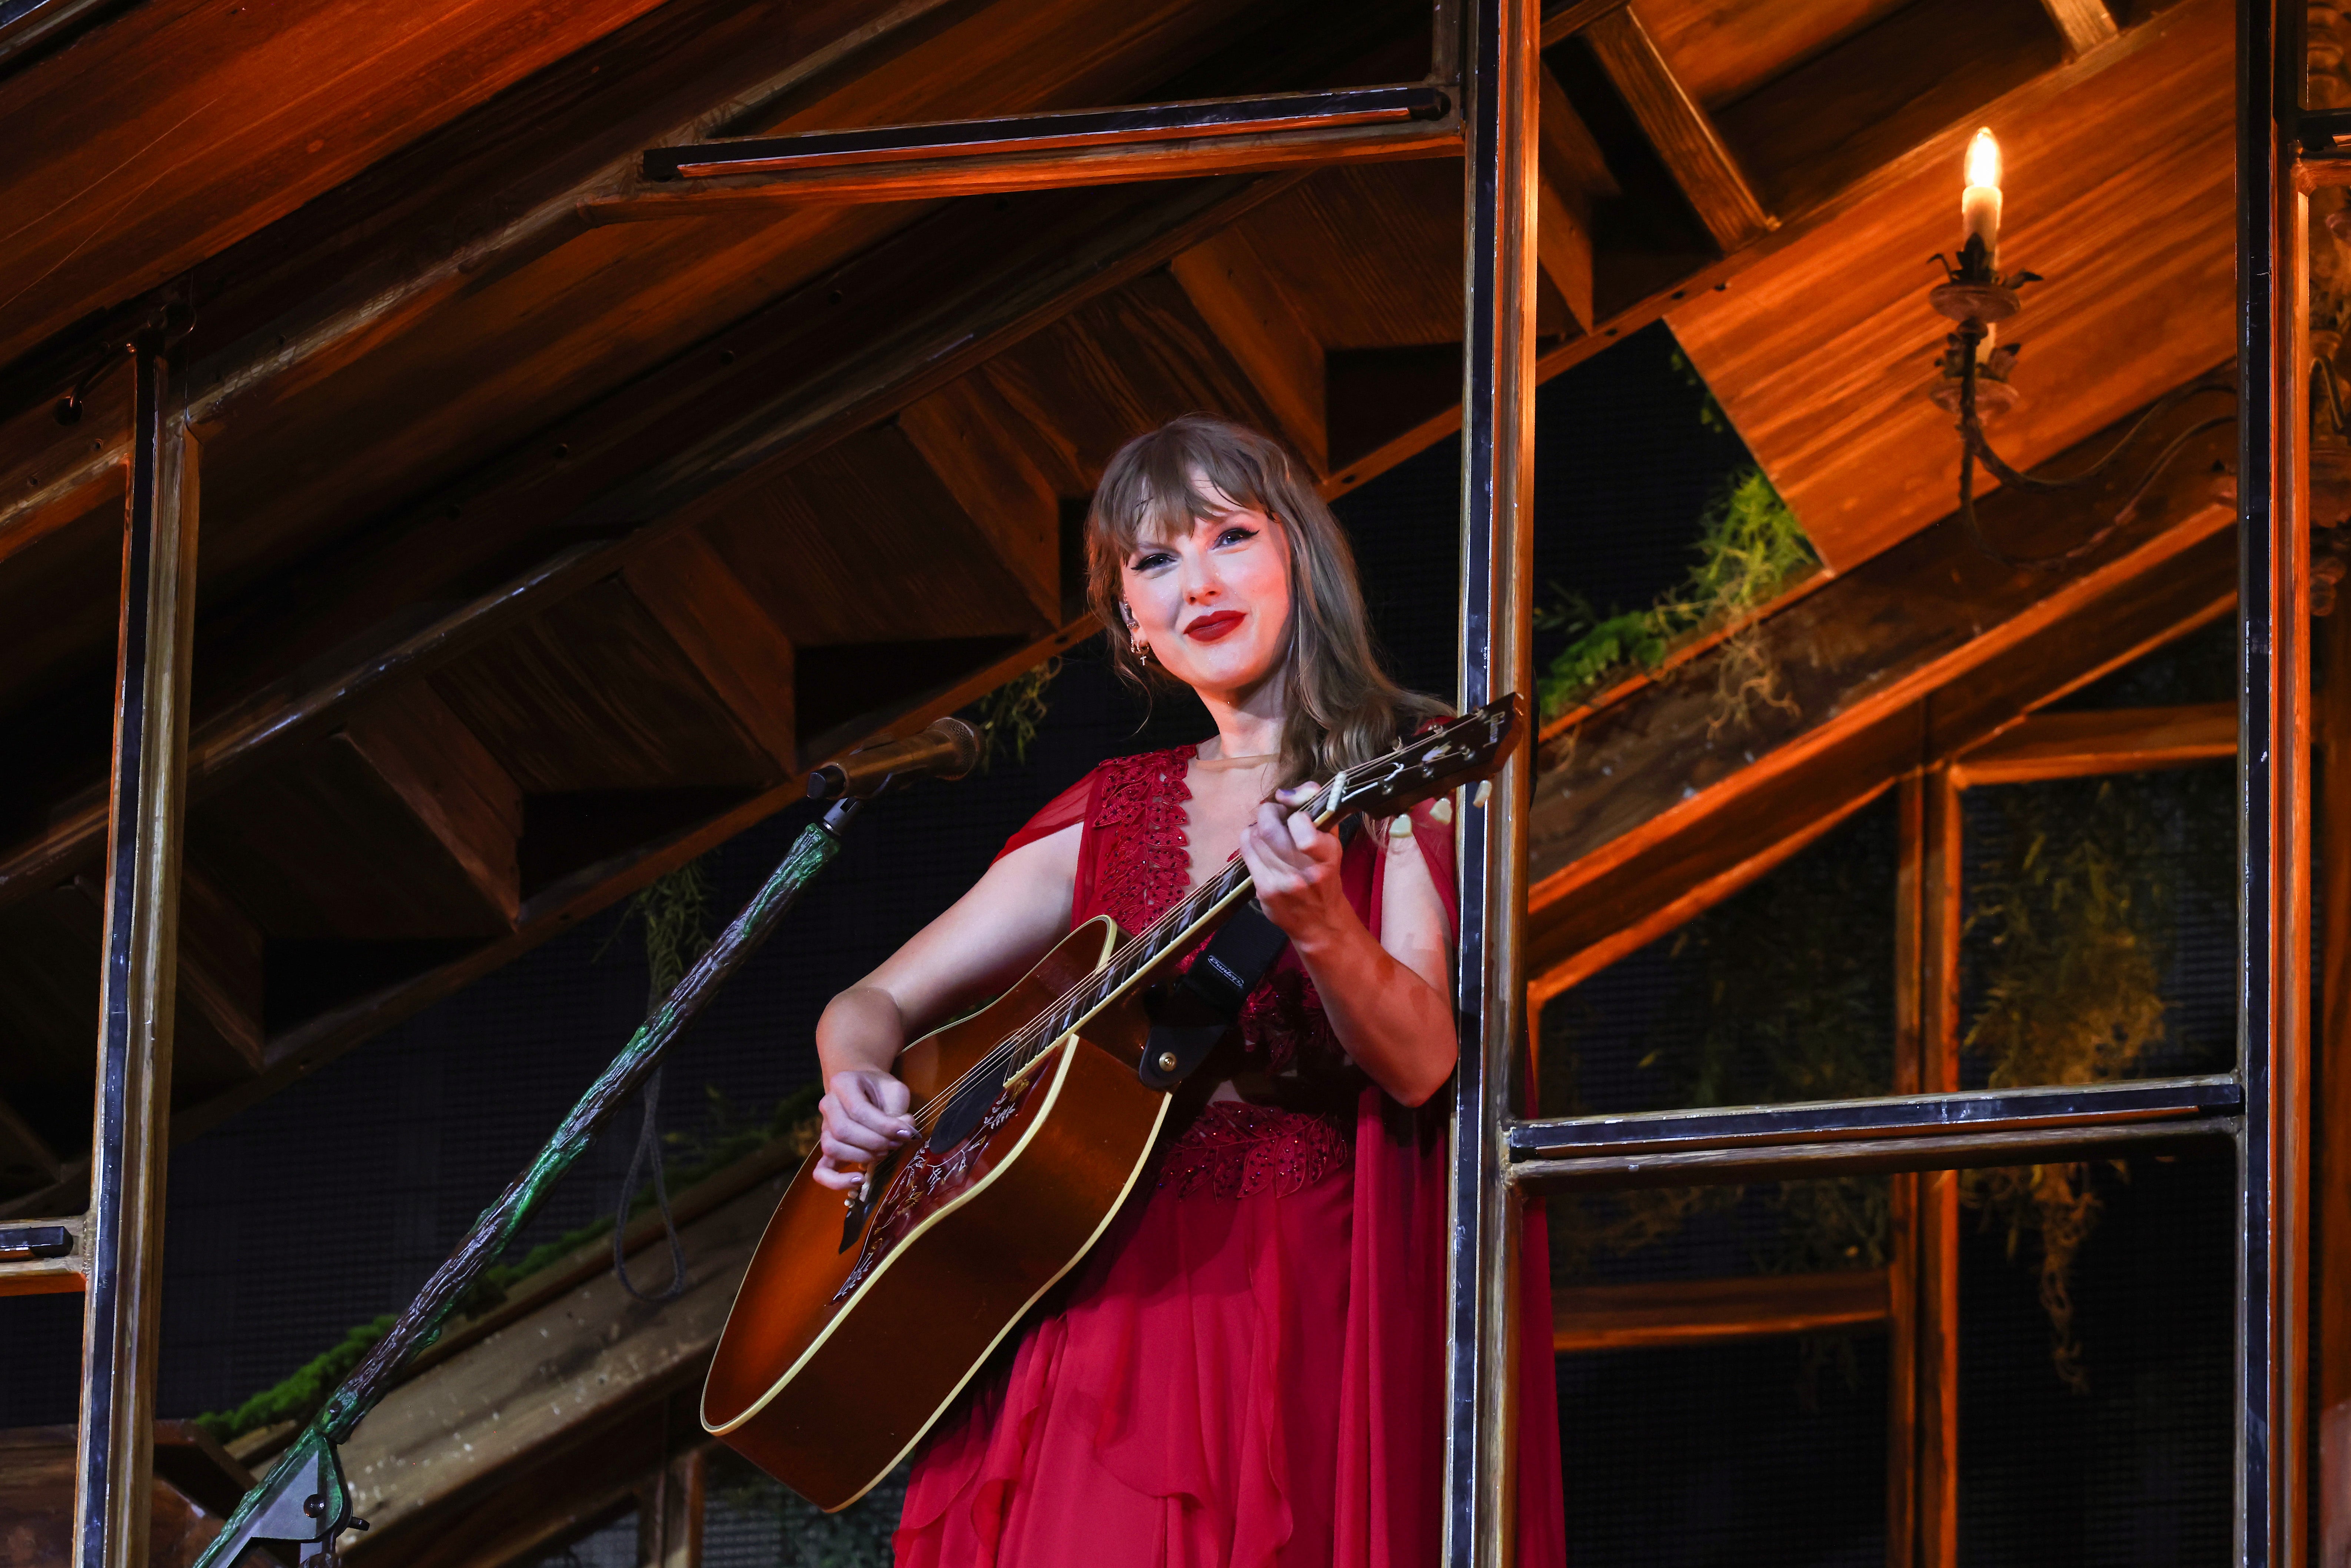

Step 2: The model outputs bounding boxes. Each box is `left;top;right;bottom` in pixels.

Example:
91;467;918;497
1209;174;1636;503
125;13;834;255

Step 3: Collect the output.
196;795;875;1568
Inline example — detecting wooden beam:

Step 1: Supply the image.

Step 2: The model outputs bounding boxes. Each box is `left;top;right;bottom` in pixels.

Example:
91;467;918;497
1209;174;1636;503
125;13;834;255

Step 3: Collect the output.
1168;227;1329;471
190;172;1297;739
645;1446;707;1568
895;376;1075;615
340;683;526;925
174;865;265;1075
1527;515;2238;996
1551;1268;1888;1352
0;0;688;371
621;530;801;775
0;546;599;916
1914;766;1963;1568
578;119;1457;218
1579;5;1772;253
1948;700;2236;786
1532;63;1615;334
1886;774;1925;1568
339;1169;786;1551
1538;0;1624;49
1528;382;2234;931
2038;0;2120;59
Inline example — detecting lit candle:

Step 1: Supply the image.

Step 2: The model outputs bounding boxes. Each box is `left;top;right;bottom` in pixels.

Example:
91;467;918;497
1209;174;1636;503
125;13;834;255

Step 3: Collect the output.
1961;127;2002;266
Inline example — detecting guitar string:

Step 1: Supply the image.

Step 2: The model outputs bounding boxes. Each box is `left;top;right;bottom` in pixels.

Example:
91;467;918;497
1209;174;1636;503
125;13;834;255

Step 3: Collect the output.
878;713;1484;1148
894;780;1329;1142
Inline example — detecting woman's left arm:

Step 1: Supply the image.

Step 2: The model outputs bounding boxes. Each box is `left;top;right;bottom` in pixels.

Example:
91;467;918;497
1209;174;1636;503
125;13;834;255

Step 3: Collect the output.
1240;788;1457;1106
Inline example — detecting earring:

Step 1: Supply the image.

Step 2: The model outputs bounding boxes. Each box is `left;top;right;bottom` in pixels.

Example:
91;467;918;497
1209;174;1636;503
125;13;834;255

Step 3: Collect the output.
1133;640;1151;666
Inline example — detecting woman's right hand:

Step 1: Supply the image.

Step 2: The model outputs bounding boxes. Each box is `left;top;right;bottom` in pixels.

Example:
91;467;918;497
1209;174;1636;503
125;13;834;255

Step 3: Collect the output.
812;1068;917;1191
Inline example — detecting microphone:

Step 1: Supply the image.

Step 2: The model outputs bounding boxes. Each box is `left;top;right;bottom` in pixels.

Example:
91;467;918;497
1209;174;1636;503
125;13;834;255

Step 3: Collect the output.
805;718;983;802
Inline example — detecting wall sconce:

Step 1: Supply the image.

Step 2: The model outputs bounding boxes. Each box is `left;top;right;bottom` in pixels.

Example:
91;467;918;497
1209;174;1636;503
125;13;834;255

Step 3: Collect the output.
1928;128;2234;575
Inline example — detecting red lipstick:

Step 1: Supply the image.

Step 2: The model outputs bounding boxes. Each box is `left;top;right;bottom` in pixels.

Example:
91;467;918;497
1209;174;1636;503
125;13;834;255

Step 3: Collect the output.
1183;610;1246;642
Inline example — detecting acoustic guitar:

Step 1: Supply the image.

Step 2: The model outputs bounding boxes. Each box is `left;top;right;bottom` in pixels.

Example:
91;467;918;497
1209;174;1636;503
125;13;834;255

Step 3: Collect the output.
699;696;1524;1510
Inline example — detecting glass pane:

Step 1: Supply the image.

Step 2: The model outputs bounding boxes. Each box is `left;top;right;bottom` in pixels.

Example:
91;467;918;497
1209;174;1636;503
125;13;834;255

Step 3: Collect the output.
1552;1177;1891;1292
1537;792;1897;1116
704;1449;908;1567
1958;1149;2235;1563
1957;762;2236;1089
1558;1335;1887;1565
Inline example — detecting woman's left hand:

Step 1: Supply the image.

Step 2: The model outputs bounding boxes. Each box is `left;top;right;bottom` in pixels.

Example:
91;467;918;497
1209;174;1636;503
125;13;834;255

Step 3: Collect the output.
1239;783;1351;948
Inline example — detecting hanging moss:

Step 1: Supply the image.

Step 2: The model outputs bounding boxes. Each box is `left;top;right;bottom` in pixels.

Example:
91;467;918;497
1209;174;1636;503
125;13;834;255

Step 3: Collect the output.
1537;468;1816;724
1957;769;2230;1391
975;658;1061;768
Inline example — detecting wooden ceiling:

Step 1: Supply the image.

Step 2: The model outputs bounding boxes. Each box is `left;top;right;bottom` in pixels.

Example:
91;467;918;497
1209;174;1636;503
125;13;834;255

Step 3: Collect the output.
0;0;2234;1214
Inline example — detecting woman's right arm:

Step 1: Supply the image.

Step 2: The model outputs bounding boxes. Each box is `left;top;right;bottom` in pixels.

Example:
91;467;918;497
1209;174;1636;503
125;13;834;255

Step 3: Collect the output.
811;822;1081;1190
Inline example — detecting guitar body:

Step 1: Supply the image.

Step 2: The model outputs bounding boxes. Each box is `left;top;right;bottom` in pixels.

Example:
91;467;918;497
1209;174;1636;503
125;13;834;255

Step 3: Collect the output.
701;916;1167;1512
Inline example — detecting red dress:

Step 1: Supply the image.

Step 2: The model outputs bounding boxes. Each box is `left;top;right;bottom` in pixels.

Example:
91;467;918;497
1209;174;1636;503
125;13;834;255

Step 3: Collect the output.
894;746;1566;1568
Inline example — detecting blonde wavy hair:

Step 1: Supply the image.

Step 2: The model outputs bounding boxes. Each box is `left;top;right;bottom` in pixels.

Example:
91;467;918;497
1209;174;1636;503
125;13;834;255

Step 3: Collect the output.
1085;414;1449;788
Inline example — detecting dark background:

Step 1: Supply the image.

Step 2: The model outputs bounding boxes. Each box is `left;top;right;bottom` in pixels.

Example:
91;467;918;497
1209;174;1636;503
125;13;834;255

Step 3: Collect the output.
0;322;2236;1564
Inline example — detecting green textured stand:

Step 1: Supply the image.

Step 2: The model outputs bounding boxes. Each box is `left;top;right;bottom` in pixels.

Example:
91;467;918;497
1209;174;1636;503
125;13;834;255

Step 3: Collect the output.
194;799;859;1568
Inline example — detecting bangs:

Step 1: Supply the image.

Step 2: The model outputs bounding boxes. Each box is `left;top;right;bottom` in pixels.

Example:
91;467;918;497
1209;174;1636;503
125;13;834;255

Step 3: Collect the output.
1093;420;1279;554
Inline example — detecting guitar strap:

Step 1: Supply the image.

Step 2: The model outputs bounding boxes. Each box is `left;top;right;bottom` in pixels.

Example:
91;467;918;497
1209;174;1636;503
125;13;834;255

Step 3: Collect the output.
1136;817;1361;1090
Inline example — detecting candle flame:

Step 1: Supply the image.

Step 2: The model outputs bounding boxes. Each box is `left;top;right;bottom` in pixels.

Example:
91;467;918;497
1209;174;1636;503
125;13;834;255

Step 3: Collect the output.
1965;127;2001;191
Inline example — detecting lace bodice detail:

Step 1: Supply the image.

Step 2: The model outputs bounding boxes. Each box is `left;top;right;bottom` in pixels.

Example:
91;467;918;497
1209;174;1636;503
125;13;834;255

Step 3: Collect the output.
1080;746;1347;1081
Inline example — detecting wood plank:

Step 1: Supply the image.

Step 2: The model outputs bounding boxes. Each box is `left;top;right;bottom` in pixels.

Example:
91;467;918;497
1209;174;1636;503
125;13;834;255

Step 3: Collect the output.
339;1171;785;1547
1581;4;1772;253
1675;0;2227;570
1526;519;2238;994
1532;62;1612;333
580;120;1458;217
429;579;776;797
2038;0;2119;59
173;865;265;1075
1948;700;2236;786
1916;766;1962;1568
621;530;802;773
1552;1268;1889;1351
0;0;682;370
1886;773;1925;1568
342;683;527;924
1169;227;1330;470
895;376;1074;618
1629;0;1912;111
1529;384;2235;906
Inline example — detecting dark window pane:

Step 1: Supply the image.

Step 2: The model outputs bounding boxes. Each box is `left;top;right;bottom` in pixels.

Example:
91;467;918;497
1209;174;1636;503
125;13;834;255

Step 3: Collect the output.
1538;792;1898;1116
702;1450;907;1567
1958;1151;2235;1565
1558;1334;1886;1566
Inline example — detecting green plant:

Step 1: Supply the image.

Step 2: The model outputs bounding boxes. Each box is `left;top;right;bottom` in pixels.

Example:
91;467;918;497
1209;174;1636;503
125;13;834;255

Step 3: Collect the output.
976;658;1061;768
192;1316;394;1446
1536;467;1814;725
1958;770;2227;1391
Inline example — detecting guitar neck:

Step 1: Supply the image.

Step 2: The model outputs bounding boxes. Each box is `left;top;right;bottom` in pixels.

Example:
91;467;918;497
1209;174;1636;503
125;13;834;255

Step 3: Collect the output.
1029;774;1350;1053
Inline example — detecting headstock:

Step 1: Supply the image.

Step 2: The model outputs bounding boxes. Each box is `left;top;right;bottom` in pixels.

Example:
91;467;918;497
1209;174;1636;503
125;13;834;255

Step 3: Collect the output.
1327;695;1525;820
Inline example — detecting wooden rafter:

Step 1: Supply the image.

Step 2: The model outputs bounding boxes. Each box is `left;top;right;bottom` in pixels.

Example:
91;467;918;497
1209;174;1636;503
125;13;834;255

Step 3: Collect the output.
1579;5;1772;253
1551;1268;1888;1353
1949;701;2237;786
1526;376;2237;994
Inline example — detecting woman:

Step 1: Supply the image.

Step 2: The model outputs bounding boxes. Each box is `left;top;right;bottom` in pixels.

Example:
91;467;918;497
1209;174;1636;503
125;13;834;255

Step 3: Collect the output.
811;414;1564;1567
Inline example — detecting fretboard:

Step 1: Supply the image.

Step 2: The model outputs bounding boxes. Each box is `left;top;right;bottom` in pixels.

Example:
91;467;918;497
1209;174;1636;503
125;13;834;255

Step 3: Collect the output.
1014;772;1347;1063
